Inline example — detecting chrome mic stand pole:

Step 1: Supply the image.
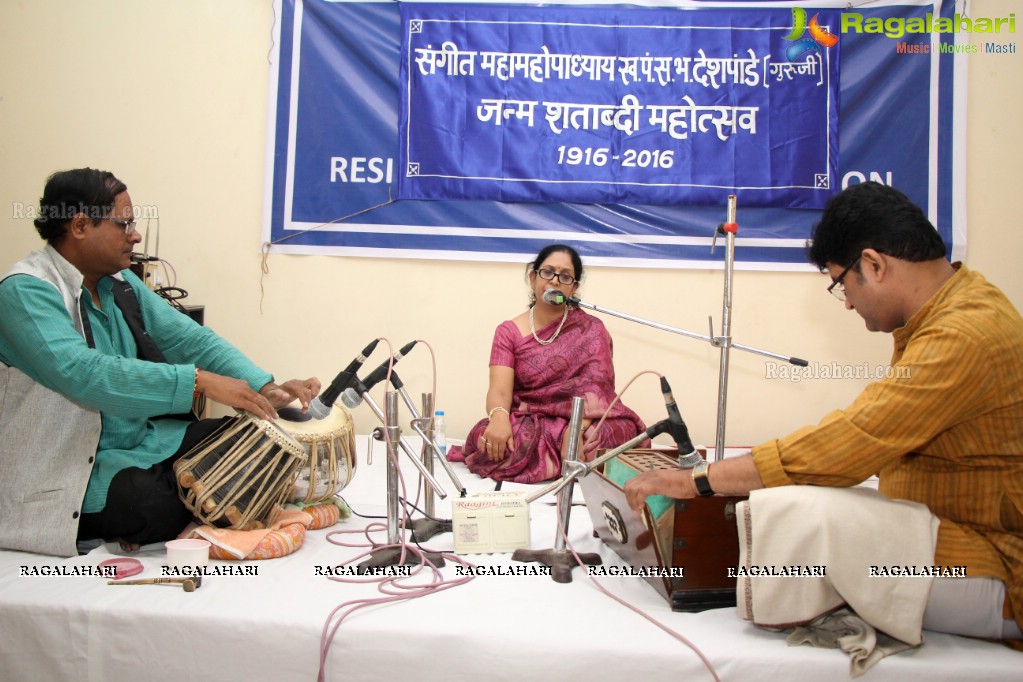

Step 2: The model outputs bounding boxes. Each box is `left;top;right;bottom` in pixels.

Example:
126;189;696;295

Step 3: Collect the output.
512;397;602;583
359;391;445;571
713;195;738;462
524;420;669;504
359;392;447;500
420;392;437;515
566;303;806;366
553;399;585;555
384;391;401;547
392;382;467;496
409;392;454;542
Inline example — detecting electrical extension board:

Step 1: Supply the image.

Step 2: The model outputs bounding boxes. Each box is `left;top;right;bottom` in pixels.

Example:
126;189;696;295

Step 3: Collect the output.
452;491;531;554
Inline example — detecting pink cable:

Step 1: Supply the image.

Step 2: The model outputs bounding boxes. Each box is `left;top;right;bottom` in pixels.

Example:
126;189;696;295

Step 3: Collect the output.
554;369;718;680
580;370;663;456
317;351;688;680
317;338;477;681
553;493;720;682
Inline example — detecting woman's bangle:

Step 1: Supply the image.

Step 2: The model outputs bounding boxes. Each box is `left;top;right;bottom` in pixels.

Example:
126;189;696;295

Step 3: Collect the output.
193;368;201;398
488;406;510;420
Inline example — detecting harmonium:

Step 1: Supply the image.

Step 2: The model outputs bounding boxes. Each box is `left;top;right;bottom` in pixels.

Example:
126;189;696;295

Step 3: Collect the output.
578;448;747;612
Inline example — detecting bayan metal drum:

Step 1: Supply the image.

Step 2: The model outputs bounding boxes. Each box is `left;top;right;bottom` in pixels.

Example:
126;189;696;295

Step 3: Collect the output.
174;412;307;529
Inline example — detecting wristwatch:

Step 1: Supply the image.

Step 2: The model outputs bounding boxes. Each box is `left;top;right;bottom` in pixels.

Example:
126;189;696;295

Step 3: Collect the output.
691;460;714;497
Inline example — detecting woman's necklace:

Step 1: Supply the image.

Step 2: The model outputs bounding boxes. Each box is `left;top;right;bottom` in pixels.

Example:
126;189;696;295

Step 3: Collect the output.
529;305;569;346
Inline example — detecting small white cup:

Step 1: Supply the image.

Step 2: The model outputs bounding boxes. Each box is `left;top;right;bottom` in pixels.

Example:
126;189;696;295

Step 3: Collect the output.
165;538;211;569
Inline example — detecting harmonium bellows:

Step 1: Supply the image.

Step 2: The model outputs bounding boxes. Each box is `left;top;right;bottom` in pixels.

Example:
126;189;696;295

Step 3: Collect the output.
579;448;746;612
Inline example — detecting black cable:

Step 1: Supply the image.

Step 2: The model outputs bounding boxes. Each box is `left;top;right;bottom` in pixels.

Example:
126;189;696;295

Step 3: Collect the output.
155;286;189;313
400;497;448;524
338;497;386;521
398;497;448;554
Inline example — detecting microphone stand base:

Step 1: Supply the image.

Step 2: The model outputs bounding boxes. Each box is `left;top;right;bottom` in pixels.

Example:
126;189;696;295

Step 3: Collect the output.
511;548;601;584
410;517;452;543
357;545;446;573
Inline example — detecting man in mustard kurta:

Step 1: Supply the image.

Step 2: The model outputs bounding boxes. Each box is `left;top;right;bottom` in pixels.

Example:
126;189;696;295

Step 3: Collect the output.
626;181;1023;642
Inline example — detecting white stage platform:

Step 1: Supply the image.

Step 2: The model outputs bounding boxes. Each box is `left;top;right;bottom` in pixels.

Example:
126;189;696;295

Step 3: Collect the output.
0;438;1019;681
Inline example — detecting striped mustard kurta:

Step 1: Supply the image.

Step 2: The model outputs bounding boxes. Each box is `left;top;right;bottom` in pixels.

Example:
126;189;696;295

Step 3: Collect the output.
752;265;1023;632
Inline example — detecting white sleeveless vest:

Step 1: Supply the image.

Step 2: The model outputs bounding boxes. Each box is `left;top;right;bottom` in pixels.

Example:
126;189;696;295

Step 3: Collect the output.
0;246;103;556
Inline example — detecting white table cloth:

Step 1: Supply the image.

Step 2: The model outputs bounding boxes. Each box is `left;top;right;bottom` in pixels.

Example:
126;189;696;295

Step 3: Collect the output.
1;439;1019;681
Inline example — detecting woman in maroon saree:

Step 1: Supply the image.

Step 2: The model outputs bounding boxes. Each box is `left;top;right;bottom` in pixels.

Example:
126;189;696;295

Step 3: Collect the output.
448;245;647;483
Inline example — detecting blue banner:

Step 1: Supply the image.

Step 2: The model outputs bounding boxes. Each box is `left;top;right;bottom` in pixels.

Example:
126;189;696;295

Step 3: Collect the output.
263;0;965;269
398;4;840;208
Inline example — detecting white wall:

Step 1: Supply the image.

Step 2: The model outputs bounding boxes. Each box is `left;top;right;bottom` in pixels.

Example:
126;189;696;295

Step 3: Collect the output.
2;0;1019;450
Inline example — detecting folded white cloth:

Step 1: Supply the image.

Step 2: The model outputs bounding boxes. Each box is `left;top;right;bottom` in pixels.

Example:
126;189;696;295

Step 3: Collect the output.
787;608;916;677
736;486;940;673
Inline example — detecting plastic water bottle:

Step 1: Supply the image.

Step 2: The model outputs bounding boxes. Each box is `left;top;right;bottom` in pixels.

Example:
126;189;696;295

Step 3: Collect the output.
433;410;447;461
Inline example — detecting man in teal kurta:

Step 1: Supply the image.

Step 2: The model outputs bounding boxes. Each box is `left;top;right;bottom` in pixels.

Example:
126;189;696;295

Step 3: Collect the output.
0;168;320;556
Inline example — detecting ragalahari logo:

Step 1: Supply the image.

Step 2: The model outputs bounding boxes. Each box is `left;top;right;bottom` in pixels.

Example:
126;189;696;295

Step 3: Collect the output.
783;7;838;61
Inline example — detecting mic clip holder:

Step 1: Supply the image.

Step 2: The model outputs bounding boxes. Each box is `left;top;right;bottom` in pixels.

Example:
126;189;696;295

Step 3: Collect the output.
665;421;703;468
678;449;704;469
708;317;726;349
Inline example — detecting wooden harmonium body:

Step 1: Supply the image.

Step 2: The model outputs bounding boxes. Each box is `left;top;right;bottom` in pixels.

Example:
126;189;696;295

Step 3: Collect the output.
579;448;746;612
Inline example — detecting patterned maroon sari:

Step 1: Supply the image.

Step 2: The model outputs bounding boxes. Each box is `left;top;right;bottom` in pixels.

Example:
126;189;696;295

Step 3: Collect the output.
449;309;647;483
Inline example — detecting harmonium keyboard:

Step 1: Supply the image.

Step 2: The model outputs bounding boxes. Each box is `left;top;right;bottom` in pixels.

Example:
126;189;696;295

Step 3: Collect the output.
578;448;747;612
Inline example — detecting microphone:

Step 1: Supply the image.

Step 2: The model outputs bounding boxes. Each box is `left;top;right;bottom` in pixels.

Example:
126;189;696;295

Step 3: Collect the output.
308;339;380;418
660;376;701;465
542;288;566;306
341;340;417;409
542;289;580;307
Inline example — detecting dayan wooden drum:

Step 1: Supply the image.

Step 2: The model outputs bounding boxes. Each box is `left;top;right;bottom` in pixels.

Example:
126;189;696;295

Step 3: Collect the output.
276;404;357;504
174;412;307;529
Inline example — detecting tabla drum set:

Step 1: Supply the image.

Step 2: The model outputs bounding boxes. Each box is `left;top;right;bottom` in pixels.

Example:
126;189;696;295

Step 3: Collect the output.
174;404;356;529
